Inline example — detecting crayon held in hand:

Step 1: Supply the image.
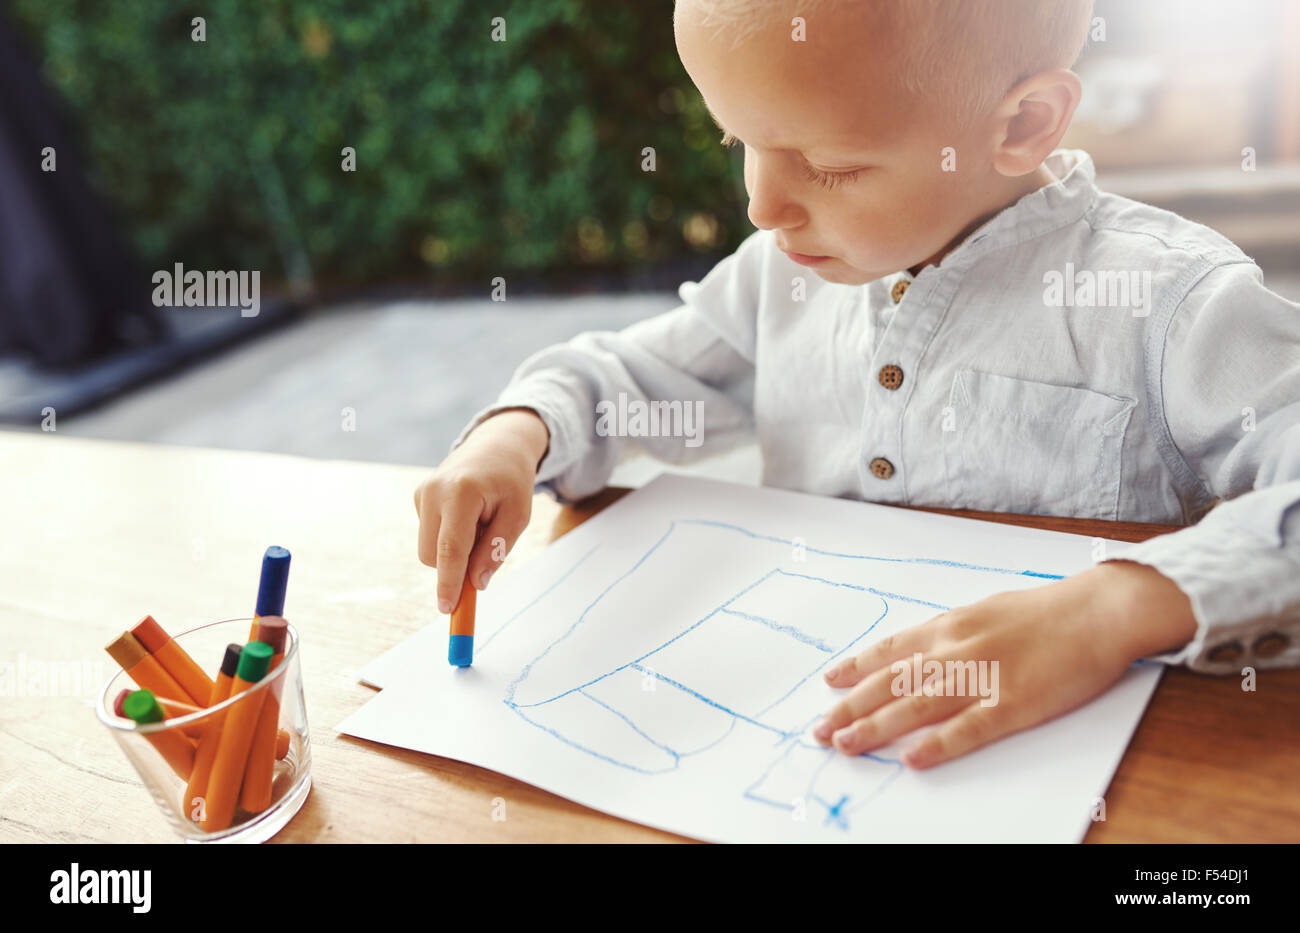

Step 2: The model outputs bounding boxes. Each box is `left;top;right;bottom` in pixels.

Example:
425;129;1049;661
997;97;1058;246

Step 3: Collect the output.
123;689;196;782
448;575;476;667
131;614;214;706
200;642;272;833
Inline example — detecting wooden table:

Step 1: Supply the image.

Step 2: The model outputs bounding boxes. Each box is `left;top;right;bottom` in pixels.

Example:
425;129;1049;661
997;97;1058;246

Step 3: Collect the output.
2;431;1297;843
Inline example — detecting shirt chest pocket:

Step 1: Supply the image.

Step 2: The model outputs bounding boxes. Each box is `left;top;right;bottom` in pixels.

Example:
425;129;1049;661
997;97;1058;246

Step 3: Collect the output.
941;369;1136;520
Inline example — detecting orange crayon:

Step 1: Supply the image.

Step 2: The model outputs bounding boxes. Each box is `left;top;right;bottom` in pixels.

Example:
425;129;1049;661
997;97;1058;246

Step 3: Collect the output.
158;697;202;718
132;615;214;706
248;617;294;759
200;642;273;833
123;690;196;781
116;688;201;719
185;644;240;822
239;617;288;813
113;688;204;740
106;632;190;706
448;575;476;667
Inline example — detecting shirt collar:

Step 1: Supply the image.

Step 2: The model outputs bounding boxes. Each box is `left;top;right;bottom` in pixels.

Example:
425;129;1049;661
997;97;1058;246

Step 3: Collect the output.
910;148;1100;279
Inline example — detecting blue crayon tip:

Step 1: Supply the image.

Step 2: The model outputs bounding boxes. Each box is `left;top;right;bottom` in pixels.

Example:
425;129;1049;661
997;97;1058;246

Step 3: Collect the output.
255;546;291;617
449;634;474;668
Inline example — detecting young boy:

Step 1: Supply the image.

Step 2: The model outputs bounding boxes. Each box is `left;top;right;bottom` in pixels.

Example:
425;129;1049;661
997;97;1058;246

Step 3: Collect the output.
413;0;1300;769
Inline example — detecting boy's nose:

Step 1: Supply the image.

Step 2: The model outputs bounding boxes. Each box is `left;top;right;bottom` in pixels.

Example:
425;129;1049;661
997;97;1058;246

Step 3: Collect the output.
747;186;804;233
745;156;804;232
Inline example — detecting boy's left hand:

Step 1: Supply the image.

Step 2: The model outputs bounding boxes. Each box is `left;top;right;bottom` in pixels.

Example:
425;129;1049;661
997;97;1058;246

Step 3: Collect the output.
812;560;1197;768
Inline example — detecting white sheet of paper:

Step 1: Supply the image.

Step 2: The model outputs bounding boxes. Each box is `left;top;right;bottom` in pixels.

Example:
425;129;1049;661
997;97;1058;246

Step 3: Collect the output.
339;473;1162;842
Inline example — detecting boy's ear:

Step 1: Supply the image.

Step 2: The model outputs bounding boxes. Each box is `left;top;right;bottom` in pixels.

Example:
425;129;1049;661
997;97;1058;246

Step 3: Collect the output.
989;68;1082;177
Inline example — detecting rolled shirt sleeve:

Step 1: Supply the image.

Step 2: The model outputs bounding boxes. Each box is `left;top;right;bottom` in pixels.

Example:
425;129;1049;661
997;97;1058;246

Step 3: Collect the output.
1102;261;1300;672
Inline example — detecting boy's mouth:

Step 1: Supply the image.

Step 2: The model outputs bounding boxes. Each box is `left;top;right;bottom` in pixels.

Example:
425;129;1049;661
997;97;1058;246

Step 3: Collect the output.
781;248;833;267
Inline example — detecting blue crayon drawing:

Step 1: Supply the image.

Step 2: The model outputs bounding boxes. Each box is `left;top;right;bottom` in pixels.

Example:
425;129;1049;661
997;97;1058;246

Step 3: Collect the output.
495;518;1065;830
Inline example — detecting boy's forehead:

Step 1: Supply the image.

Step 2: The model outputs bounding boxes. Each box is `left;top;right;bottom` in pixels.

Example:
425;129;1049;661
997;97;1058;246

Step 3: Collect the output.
702;97;892;155
680;6;913;153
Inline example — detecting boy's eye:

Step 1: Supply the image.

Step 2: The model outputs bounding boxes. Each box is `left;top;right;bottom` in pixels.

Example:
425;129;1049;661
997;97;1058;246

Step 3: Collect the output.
719;131;864;190
801;162;863;190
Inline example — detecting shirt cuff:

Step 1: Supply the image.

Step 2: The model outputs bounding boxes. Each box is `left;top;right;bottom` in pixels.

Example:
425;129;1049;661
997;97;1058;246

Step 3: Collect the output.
448;371;593;502
1100;482;1300;673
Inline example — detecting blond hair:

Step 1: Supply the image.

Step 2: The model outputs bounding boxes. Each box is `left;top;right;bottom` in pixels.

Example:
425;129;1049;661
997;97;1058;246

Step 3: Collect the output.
679;0;1095;121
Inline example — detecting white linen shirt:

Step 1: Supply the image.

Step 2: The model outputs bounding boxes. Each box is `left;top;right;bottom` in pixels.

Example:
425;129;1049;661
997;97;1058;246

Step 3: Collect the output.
453;149;1300;675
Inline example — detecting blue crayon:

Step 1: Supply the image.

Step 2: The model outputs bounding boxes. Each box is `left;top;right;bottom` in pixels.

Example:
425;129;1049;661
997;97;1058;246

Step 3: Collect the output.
448;635;473;667
255;546;291;618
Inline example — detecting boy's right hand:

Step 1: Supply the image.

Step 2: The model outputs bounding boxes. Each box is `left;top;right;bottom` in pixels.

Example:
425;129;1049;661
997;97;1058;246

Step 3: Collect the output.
413;409;550;614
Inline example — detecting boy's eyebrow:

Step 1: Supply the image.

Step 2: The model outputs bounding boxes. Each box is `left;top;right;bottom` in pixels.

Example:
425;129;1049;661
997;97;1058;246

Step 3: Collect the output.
704;101;876;159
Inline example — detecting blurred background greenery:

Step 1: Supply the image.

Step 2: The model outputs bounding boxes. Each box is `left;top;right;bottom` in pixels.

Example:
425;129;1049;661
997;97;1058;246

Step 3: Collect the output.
10;0;750;294
4;0;1297;465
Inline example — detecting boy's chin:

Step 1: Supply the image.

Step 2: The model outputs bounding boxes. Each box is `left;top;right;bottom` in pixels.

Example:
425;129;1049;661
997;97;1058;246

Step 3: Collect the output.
809;262;880;287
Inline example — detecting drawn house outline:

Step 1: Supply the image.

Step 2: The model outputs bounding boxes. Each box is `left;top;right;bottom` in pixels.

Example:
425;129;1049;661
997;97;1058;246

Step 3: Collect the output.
495;518;1065;829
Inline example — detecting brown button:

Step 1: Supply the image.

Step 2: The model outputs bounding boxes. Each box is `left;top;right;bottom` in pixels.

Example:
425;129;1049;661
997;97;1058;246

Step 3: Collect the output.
878;364;904;391
1253;632;1289;659
890;279;910;303
869;457;894;479
1206;641;1244;664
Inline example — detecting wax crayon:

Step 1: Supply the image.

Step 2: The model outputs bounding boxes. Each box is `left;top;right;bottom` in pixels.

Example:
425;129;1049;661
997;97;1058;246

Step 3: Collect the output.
248;616;294;758
239;617;288;813
248;546;291;640
200;642;273;832
131;614;214;706
114;688;202;719
448;575;476;667
185;644;241;822
105;631;190;706
113;687;204;738
123;689;196;781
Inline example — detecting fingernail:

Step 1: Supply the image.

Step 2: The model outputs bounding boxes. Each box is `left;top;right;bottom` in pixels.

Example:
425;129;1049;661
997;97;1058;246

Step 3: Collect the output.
824;665;839;681
478;567;495;590
812;719;832;741
438;598;451;614
833;729;855;752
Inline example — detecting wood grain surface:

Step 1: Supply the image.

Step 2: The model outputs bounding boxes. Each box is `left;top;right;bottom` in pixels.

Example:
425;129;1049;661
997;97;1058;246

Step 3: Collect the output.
1;432;1295;843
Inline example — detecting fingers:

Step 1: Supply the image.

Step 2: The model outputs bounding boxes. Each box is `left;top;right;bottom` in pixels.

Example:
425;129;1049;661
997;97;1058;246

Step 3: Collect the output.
414;459;532;614
415;484;442;569
434;490;484;614
901;705;1003;770
812;666;897;744
465;502;531;592
824;622;931;688
830;690;969;756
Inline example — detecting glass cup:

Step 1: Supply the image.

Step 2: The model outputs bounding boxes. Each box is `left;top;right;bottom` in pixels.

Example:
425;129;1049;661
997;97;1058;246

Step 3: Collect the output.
96;617;312;843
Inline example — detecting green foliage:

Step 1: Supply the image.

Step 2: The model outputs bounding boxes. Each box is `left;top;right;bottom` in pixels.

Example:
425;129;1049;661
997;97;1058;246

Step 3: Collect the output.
10;0;749;288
